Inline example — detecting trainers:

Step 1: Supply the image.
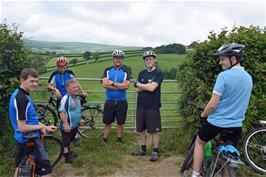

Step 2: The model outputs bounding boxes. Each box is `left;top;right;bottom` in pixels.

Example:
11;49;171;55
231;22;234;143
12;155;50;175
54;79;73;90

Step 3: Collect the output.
150;151;159;162
73;138;80;147
131;150;146;156
69;151;77;158
65;153;74;163
102;140;108;146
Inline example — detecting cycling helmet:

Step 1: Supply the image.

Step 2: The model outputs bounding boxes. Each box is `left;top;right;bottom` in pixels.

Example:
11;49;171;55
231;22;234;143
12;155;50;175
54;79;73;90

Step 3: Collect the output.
56;56;69;66
143;50;156;59
214;43;245;58
112;50;125;58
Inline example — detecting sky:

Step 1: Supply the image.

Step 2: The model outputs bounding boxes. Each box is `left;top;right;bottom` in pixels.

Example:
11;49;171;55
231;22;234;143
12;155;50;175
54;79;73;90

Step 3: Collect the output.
0;0;265;47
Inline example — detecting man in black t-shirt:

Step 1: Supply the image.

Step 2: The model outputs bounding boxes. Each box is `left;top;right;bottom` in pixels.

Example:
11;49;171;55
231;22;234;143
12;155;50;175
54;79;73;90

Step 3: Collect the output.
131;51;163;162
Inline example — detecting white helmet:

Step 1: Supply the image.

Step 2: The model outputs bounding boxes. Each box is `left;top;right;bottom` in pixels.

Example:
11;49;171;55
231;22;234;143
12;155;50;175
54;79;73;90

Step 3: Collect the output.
143;50;156;59
112;50;125;58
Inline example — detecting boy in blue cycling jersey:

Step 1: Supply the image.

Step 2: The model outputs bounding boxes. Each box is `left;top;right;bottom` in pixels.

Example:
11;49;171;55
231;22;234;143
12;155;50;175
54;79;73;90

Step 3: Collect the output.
59;80;83;163
9;69;57;177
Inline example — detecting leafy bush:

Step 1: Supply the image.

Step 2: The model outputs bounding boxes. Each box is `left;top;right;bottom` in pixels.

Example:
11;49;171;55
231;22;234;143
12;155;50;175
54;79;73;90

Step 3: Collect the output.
177;26;266;150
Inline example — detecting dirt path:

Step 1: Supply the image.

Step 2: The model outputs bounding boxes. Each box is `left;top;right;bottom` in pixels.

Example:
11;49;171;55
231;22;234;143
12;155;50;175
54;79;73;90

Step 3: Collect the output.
104;155;184;177
53;155;184;177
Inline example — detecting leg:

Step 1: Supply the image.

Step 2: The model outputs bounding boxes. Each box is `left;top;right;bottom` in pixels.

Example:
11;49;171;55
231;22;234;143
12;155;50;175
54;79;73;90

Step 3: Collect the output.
14;168;19;177
115;100;128;141
103;123;112;139
151;132;159;149
117;123;124;143
192;136;207;175
140;130;147;146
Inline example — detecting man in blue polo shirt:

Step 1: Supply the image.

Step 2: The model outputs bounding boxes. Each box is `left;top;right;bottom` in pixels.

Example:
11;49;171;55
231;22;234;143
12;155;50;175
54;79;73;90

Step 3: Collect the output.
102;50;130;145
192;43;253;177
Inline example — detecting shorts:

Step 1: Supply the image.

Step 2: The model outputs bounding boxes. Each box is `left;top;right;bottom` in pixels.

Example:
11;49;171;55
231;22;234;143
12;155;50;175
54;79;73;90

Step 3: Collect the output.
15;138;52;176
198;121;242;145
61;127;79;148
136;108;162;133
103;100;128;125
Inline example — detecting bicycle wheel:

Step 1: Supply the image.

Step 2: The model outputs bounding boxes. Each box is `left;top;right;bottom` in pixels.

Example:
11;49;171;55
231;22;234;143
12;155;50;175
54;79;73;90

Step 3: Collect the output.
78;106;103;138
180;142;195;175
35;104;58;126
243;127;266;174
43;135;63;168
17;157;35;177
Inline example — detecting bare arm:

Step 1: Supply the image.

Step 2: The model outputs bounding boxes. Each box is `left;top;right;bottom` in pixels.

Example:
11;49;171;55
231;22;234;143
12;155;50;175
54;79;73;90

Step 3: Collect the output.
102;78;119;90
135;82;159;92
201;93;220;118
59;112;71;132
17;120;56;133
113;80;130;90
17;120;44;132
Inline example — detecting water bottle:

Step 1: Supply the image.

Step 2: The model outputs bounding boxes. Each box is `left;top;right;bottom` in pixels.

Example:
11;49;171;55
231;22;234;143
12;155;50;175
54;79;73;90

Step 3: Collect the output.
204;141;212;158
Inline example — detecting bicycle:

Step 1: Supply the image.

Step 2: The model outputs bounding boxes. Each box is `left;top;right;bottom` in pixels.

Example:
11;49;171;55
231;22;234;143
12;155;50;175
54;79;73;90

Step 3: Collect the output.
243;120;266;174
34;93;58;126
180;102;243;177
76;95;104;138
17;134;63;177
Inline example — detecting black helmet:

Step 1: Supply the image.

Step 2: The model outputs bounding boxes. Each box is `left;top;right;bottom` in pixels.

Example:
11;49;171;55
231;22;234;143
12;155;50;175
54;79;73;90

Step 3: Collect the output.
143;51;156;59
214;43;245;58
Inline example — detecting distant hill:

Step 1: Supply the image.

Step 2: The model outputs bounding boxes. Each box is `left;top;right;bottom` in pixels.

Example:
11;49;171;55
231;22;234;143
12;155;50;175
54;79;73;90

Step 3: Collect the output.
24;40;143;54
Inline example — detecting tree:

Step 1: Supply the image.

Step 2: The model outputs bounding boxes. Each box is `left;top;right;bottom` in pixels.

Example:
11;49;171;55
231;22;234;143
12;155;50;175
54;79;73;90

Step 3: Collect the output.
0;23;32;150
69;58;78;65
154;43;186;54
83;51;91;60
177;26;266;153
94;53;100;62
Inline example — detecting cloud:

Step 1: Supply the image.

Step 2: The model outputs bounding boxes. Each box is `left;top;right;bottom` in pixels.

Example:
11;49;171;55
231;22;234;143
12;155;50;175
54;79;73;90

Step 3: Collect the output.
1;1;265;47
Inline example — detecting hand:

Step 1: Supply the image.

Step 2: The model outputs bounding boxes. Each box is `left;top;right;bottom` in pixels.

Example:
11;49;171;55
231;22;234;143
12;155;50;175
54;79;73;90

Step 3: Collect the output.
134;80;139;88
46;125;57;132
64;124;71;133
40;127;46;136
200;113;208;119
82;91;88;97
54;89;62;99
79;119;85;127
109;80;114;86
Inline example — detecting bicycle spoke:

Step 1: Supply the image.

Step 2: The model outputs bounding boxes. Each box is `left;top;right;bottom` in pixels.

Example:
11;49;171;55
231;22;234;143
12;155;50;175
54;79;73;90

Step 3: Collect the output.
244;128;266;174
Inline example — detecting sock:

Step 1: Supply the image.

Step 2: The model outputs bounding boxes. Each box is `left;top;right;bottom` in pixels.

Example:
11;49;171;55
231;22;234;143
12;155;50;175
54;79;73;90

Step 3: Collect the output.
103;138;107;143
64;152;69;157
117;137;122;142
141;145;146;152
153;148;159;153
192;171;200;177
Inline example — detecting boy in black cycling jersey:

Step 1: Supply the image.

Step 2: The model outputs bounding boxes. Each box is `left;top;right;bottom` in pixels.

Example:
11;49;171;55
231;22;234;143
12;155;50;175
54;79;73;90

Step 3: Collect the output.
9;69;57;177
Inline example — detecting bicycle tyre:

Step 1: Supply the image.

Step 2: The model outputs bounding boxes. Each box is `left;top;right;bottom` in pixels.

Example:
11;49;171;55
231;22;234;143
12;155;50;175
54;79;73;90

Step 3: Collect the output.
17;158;35;177
43;135;63;168
227;165;237;177
180;142;195;174
243;127;266;174
78;106;103;138
35;104;58;126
